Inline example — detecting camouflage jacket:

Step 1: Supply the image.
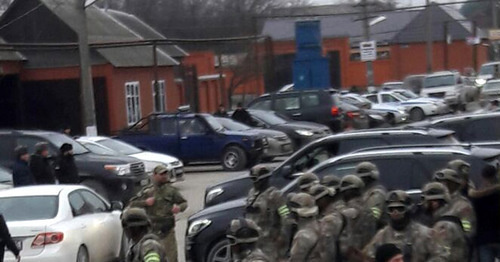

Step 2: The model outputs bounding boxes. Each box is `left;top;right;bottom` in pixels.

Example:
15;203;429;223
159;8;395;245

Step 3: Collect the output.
445;192;476;239
362;184;387;222
129;183;187;235
363;221;447;262
289;219;322;262
432;216;469;262
127;234;168;262
318;212;345;262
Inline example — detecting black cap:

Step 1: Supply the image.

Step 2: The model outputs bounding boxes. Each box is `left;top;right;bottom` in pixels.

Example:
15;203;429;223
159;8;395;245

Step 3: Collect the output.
376;243;402;262
14;146;28;159
60;143;73;153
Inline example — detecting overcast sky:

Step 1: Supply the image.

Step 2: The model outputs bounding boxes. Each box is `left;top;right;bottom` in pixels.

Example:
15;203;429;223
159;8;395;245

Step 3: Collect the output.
310;0;462;7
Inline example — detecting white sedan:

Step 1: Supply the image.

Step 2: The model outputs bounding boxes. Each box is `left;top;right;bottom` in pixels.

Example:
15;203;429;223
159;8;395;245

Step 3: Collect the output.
77;136;184;181
2;185;123;262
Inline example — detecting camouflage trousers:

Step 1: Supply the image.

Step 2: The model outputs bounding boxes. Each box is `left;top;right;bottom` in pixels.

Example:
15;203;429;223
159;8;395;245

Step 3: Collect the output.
160;229;178;262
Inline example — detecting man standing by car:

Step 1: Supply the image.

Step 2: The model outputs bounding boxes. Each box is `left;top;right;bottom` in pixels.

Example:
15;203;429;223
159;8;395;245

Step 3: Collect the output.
129;165;187;262
121;207;167;262
232;102;253;126
213;104;228;118
12;146;34;187
30;142;56;184
57;143;79;184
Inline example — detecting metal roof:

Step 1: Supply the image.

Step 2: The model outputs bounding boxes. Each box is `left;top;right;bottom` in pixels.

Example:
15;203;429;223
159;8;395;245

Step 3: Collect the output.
104;9;188;58
0;37;25;61
38;0;178;67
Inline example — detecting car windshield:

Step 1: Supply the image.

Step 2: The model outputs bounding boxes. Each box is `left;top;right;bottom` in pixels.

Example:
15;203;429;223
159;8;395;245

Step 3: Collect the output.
81;142;119;156
0;196;58;221
204;115;225;131
424;75;455;88
396;90;419;99
0;168;11;183
484;81;500;90
216;118;250;131
479;65;495;75
251;111;287;125
99;139;142;155
45;134;89;155
391;92;409;101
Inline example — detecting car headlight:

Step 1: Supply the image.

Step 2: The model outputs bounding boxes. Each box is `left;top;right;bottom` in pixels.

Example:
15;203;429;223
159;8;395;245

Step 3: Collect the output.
188;219;212;237
295;130;314;136
104;164;131;176
205;188;224;204
475;78;486;87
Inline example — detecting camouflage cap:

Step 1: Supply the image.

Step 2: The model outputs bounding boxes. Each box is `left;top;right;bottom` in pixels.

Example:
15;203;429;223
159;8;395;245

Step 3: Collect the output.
309;184;335;200
298;172;319;190
446;159;470;178
340;175;365;192
153;165;169;174
321;175;341;191
434;168;462;185
422;182;450;202
121;207;151;228
355;161;380;180
289;193;319;217
386;190;411;208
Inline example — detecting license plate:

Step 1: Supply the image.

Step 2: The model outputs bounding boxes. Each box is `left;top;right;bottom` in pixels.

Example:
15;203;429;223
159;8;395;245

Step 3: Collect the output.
140;179;149;186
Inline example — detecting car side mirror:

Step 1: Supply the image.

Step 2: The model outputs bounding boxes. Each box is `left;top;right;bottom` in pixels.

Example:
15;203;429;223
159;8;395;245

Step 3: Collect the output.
111;201;124;211
281;165;292;177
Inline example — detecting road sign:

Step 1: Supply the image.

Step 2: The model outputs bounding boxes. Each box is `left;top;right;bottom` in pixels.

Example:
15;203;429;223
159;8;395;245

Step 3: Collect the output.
466;36;480;45
489;29;500;41
360;41;377;61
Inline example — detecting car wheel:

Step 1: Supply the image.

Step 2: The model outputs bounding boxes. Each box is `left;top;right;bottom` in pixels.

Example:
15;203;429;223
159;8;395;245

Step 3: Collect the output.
222;146;247;171
409;108;425;121
386;113;396;126
82;179;109;200
76;246;89;262
207;239;231;262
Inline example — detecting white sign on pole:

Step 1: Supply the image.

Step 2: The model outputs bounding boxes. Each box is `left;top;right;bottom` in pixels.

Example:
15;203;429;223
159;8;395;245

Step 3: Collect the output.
466;36;480;46
489;29;500;41
360;41;377;61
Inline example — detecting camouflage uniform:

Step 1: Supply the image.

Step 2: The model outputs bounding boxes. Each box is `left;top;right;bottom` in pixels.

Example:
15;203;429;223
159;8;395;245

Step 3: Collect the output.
129;165;188;262
288;193;322;262
320;175;345;212
297;172;319;193
355;162;387;224
318;212;345;262
434;168;476;239
363;191;447;262
121;208;168;262
423;182;469;262
227;218;272;262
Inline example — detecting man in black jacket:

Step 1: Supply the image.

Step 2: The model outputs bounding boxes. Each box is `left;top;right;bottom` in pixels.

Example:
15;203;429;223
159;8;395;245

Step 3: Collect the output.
231;102;253;126
12;146;34;187
30;142;56;184
0;214;20;262
57;143;79;184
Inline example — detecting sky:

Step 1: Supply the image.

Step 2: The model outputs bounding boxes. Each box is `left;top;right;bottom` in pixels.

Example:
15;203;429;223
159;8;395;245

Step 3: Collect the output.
310;0;461;7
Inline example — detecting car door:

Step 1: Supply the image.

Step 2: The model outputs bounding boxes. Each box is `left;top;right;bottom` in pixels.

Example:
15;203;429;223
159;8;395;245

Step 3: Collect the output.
143;115;180;156
365;94;379;104
459;116;500;148
248;97;272;111
178;116;216;161
299;91;324;123
274;93;302;120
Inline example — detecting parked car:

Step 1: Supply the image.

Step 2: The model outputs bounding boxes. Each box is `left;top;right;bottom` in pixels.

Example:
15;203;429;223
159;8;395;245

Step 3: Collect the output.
215;117;292;162
480;79;500;101
0;130;148;202
340;93;404;126
1;185;124;262
188;145;498;262
77;136;184;181
364;90;449;121
381;81;404;90
475;61;500;88
409;112;500;149
0;166;12;190
420;71;476;110
117;111;266;171
203;127;458;207
403;74;426;94
241;109;331;150
247;89;346;132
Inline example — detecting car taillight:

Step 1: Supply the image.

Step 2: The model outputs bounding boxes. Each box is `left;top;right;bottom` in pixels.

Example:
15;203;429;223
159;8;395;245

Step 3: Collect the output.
331;106;340;116
32;232;64;248
347;111;360;118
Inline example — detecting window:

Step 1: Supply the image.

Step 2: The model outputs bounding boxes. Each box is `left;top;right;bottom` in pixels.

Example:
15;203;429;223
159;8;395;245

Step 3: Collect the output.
0;135;14;160
69;190;107;216
365;95;378;103
16;137;57;156
337;138;387;154
381;94;399;103
126;82;141;126
249;99;271;110
0;196;58;221
157;117;177;135
179;118;207;135
301;93;320;107
462;118;500;142
292;144;339;173
275;96;300;111
69;192;88;216
152;80;166;113
80;190;108;212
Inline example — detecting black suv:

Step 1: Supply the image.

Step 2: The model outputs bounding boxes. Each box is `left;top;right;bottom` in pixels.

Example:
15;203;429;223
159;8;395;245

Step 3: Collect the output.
204;128;458;207
409;112;500;149
247;89;368;132
187;145;500;262
0;130;149;202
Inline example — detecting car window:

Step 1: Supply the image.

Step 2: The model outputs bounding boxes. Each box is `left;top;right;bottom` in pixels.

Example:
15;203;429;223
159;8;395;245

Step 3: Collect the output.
292;144;339;173
0;135;14;161
301;93;320;107
82;142;117;156
16;136;57;156
69;192;91;216
0;196;58;221
275;96;300;111
434;122;466;141
316;161;358;178
80;190;108;213
462;118;500;142
156;117;177;135
249;99;272;110
179;118;208;135
365;95;378;103
381;94;399;103
386;135;441;145
337;138;387;154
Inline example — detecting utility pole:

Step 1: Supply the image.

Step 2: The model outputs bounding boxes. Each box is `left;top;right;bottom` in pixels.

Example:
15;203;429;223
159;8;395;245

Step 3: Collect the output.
473;21;478;71
152;41;161;112
443;21;449;70
361;0;374;87
493;0;498;60
76;0;97;135
425;0;433;73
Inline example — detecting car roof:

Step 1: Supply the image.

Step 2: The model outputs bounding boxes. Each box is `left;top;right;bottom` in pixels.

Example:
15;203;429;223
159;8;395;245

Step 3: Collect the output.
481;61;500;67
426;71;457;77
486;79;500;84
383;82;403;85
0;185;87;197
0;130;62;136
428;111;500;124
76;136;109;143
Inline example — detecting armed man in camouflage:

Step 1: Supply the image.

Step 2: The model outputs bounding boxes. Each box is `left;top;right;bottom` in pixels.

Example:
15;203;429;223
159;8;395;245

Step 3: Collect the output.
421;182;469;262
288;193;322;262
320;174;344;211
121;207;167;262
308;184;337;217
227;218;272;262
363;190;446;262
433;168;476;239
354;162;387;227
297;172;319;193
245;164;290;260
129;165;188;262
447;159;474;196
